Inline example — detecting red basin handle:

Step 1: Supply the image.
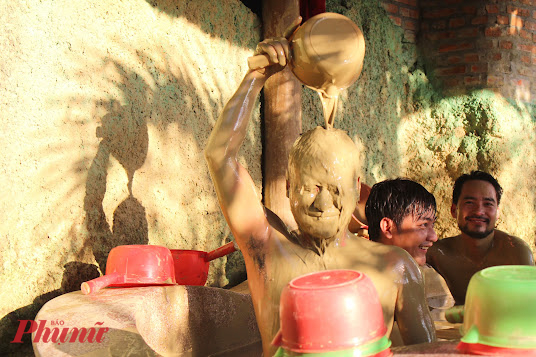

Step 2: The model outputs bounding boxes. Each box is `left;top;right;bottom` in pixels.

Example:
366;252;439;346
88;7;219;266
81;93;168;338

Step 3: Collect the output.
205;241;238;262
81;272;121;295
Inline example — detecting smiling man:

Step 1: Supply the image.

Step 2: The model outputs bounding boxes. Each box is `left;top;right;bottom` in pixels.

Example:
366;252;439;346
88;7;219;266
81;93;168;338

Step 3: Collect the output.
365;178;438;266
365;179;455;321
427;171;534;305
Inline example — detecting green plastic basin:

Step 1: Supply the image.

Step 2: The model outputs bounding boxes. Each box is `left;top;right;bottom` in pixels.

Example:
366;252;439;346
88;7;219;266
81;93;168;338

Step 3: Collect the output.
460;265;536;349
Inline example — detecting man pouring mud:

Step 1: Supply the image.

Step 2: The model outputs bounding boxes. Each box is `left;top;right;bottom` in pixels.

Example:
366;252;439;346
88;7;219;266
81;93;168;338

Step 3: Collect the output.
205;19;435;357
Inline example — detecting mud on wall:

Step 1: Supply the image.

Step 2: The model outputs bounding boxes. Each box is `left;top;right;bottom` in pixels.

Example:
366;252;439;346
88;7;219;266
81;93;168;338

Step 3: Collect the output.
0;0;260;352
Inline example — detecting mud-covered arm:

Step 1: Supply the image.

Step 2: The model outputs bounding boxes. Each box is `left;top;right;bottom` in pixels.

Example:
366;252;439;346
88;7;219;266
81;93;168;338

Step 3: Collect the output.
204;70;269;248
395;256;437;345
204;19;300;250
204;35;295;249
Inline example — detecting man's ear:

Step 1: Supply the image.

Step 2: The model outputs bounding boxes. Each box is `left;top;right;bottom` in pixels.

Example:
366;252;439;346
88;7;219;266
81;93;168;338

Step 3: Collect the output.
379;217;395;239
450;203;457;218
497;206;500;220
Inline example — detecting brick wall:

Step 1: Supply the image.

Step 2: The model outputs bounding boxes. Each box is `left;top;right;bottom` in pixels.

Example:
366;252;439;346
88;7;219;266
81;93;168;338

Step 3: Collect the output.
381;0;536;102
380;0;421;42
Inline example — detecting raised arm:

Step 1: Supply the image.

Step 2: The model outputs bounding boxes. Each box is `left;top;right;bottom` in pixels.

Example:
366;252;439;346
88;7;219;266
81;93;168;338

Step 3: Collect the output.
395;255;437;345
204;36;294;249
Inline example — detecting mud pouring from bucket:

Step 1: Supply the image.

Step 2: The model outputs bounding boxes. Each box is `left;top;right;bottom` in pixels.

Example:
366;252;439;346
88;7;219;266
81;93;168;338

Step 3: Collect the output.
248;13;366;129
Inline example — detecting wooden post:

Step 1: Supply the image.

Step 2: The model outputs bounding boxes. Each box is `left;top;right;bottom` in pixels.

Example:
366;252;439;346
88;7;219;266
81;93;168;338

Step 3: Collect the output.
262;0;302;229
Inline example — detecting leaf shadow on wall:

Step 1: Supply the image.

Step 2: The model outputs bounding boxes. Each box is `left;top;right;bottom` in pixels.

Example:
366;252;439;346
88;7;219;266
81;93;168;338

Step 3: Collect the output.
84;101;150;272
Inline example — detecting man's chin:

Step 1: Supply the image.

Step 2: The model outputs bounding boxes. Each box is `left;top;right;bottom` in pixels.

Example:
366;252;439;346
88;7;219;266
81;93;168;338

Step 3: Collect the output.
460;226;494;239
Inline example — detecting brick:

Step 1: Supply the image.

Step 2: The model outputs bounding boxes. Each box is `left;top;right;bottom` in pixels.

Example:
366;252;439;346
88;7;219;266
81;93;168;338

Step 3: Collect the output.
534;33;536;42
518;67;533;77
439;42;474;52
518;43;536;53
487;75;503;86
449;17;465;28
459;28;479;38
404;30;416;43
500;41;513;49
521;55;531;63
462;6;477;15
437;65;467;75
478;40;495;50
508;27;519;35
403;19;418;31
514;79;529;87
492;52;502;61
444;77;461;87
400;7;419;19
383;3;399;14
431;20;447;30
472;16;488;25
464;76;482;85
394;0;418;6
486;5;499;14
471;64;487;73
527;21;536;31
507;6;530;18
448;55;462;64
464;53;479;62
497;15;509;25
485;26;502;37
513;17;523;28
520;29;532;40
389;15;403;26
534;10;536;19
426;31;456;41
423;8;456;19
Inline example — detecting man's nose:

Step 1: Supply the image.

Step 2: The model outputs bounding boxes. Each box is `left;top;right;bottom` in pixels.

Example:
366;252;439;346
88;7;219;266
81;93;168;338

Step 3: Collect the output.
428;228;438;242
313;188;333;211
474;200;488;213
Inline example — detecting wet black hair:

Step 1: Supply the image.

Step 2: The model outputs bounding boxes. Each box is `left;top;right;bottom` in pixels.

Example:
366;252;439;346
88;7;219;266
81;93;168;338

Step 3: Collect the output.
365;178;436;242
452;170;502;205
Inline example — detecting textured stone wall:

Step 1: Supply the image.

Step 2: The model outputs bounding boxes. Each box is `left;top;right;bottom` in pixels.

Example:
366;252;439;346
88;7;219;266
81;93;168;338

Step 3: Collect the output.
0;0;260;353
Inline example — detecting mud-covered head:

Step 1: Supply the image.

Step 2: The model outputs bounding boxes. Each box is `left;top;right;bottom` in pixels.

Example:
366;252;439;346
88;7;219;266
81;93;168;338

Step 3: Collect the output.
287;127;360;242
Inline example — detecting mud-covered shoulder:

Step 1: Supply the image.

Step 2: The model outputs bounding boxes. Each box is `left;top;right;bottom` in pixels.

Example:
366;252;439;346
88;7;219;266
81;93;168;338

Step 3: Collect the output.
357;238;421;273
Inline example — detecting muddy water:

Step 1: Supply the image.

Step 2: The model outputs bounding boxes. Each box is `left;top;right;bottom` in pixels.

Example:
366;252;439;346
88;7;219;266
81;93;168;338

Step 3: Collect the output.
319;91;339;129
287;12;364;129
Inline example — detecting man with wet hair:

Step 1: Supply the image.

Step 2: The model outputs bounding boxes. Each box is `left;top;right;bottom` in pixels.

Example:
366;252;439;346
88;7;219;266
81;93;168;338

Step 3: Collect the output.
205;27;435;356
365;179;454;321
427;170;534;305
365;178;438;266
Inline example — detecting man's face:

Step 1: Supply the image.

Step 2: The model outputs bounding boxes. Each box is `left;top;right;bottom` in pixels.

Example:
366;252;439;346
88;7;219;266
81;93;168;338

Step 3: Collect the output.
288;162;357;240
452;180;499;239
391;211;437;266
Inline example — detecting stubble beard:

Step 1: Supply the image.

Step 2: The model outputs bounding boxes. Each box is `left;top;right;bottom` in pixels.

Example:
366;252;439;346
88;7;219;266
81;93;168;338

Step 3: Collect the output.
459;223;494;239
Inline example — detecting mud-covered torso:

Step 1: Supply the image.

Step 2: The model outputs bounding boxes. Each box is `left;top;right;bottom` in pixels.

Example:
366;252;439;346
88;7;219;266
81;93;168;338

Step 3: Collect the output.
246;228;410;356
